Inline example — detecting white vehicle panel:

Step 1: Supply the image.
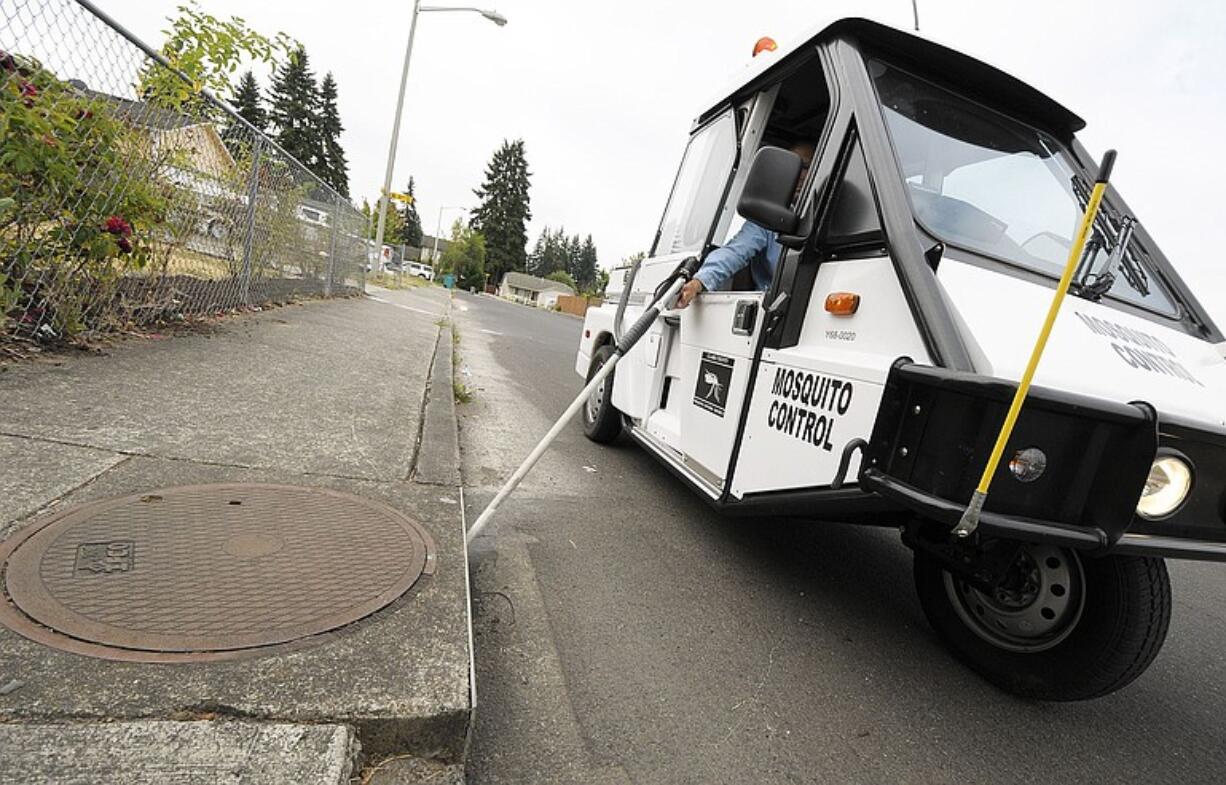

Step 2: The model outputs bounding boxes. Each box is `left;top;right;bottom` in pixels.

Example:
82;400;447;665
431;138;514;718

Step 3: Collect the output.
576;305;617;377
733;257;931;496
609;254;695;418
938;259;1226;429
678;292;763;486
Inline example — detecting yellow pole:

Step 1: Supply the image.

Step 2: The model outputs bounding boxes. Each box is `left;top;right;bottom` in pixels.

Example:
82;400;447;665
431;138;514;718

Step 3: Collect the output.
953;150;1117;538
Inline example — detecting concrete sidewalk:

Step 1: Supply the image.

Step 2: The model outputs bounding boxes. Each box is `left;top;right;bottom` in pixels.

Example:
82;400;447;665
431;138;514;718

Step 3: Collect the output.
0;286;470;783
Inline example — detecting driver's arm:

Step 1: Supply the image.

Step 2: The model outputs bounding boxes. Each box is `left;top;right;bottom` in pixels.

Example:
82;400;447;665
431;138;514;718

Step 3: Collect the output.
677;222;770;308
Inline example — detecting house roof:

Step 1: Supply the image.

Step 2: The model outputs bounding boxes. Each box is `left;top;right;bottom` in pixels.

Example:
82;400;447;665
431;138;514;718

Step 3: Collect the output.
73;83;201;131
503;271;575;294
420;235;451;252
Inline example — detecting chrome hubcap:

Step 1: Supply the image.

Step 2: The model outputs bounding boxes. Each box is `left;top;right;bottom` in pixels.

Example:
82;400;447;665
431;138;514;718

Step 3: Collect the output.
585;367;606;423
943;543;1085;653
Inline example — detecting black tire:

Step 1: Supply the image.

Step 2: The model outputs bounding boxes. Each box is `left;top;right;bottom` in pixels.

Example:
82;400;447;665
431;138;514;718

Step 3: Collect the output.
914;545;1171;701
582;344;622;444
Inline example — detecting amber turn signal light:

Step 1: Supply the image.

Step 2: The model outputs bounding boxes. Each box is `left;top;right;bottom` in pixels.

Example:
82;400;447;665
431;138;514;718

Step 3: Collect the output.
753;37;777;57
824;292;860;316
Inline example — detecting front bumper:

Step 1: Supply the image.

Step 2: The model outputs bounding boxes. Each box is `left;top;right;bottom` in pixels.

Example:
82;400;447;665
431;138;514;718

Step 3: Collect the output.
861;362;1226;561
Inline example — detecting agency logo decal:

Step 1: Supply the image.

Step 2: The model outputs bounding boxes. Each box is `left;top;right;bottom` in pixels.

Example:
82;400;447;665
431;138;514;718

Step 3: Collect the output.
694;352;734;417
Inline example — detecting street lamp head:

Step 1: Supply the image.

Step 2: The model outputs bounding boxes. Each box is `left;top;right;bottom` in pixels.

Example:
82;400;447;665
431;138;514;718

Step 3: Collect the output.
481;9;508;26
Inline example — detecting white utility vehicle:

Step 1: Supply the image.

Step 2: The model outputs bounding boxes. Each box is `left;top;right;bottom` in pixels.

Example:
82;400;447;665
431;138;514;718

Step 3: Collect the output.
409;261;435;281
576;18;1226;701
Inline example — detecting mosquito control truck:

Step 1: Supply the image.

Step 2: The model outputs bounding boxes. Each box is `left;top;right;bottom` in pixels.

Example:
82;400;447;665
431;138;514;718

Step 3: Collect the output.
575;18;1226;700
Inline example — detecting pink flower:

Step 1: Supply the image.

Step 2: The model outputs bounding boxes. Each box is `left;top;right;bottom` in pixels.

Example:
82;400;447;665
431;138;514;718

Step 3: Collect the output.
18;79;37;107
104;216;132;237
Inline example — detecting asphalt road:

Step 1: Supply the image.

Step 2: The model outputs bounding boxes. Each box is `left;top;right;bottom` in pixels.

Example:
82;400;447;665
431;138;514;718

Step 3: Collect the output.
457;290;1226;785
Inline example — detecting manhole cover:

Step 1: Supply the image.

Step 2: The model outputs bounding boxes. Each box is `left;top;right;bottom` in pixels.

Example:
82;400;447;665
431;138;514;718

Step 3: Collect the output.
0;484;435;662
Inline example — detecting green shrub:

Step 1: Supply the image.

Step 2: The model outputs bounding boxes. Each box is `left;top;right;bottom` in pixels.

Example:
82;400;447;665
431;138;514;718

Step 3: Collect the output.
1;53;171;338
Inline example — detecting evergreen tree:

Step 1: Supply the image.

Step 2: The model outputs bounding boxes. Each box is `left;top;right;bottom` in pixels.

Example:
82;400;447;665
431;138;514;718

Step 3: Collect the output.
399;177;423;247
470;139;531;284
575;235;599;291
230;70;266;133
316;72;349;195
527;230;547;276
268;46;319;171
563;233;582;282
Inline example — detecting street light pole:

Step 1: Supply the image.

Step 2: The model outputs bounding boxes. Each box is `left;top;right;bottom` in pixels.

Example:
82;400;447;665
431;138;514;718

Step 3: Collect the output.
373;0;421;269
911;0;920;31
431;205;468;266
371;3;507;274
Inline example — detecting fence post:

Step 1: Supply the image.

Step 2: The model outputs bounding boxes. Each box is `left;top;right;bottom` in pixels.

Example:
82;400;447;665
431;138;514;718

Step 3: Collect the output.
239;137;263;304
325;193;340;297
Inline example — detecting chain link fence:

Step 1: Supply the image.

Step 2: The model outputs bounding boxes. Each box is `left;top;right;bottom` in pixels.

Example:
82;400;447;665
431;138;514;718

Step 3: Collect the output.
1;0;367;351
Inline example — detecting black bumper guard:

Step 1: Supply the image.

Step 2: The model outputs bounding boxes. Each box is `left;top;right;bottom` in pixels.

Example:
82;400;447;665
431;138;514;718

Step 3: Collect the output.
861;362;1159;555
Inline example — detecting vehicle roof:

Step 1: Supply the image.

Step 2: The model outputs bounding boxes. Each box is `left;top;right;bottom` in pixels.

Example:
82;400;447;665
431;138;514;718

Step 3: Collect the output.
697;17;1085;138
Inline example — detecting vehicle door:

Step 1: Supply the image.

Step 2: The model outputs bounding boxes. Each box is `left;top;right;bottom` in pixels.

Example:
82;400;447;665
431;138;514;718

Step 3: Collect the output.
728;120;932;499
610;101;749;474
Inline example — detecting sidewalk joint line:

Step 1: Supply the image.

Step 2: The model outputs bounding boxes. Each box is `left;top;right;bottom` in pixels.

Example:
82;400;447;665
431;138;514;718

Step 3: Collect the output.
0;430;405;484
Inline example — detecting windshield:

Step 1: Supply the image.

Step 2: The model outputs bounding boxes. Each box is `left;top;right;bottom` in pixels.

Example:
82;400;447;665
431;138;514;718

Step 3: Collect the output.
870;60;1178;317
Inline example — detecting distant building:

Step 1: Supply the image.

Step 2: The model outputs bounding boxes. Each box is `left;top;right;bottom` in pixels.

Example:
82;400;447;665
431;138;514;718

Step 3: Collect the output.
498;272;575;306
72;81;241;257
407;235;451;263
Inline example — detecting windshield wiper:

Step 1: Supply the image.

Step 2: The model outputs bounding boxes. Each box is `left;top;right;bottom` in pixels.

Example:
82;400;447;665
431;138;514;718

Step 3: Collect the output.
1077;216;1138;301
1068;175;1148;302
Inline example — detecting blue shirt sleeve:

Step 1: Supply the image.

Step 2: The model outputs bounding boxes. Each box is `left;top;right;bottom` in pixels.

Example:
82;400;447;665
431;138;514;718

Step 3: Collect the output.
694;222;771;292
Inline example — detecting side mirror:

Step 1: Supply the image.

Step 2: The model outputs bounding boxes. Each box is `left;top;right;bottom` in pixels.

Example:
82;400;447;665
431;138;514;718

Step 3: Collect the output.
737;146;802;235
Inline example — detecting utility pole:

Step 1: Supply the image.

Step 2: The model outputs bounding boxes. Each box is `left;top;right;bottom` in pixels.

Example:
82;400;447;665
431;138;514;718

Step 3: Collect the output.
912;0;920;31
371;3;507;282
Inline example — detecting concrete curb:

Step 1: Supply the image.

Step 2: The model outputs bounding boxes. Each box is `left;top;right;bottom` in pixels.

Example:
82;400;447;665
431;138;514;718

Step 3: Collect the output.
0;720;358;785
413;324;461;487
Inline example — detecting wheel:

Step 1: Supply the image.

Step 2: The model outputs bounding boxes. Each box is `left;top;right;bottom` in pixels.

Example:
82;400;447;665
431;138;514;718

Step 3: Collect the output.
914;543;1171;701
582;344;622;444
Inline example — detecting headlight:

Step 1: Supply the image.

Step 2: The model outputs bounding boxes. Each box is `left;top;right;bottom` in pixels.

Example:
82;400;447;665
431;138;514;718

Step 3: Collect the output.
1008;447;1047;483
1136;455;1193;520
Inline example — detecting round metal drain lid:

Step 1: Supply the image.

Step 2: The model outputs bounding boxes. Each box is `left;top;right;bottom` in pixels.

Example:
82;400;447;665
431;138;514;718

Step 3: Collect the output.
0;484;435;662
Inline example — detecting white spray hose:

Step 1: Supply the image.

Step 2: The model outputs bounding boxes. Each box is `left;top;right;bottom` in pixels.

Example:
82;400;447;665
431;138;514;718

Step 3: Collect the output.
465;273;691;545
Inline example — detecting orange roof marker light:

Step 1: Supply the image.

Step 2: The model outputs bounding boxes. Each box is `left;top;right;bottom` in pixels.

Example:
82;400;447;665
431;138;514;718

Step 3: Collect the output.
824;291;861;316
752;37;777;57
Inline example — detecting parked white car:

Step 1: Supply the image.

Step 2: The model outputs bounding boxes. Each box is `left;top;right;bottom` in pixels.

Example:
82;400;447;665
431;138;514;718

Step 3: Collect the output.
408;262;435;281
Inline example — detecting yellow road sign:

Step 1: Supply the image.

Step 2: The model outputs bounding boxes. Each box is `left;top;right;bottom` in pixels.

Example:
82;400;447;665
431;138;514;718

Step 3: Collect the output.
386;191;415;205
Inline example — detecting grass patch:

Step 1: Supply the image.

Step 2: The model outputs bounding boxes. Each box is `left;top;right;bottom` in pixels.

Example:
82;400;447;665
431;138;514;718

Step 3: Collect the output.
370;272;429;290
453;380;474;404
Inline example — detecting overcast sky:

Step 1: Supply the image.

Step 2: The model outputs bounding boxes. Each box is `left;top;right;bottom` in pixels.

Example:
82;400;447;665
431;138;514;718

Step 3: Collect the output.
95;0;1225;320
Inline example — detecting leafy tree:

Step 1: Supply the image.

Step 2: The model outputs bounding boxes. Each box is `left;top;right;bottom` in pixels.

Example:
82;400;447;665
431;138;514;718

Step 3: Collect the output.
315;72;348;195
268;46;318;170
399;177;423;248
140;1;293;110
230;70;266;132
592;268;610;295
360;197;403;243
546;270;576;291
470;139;531;284
440;219;485;289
